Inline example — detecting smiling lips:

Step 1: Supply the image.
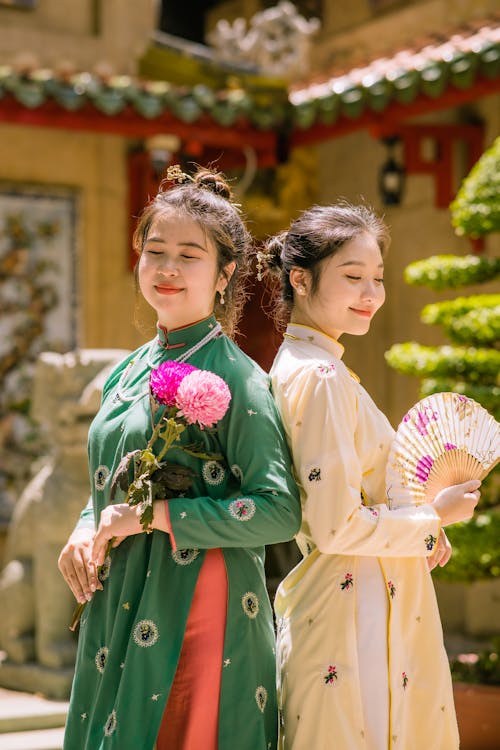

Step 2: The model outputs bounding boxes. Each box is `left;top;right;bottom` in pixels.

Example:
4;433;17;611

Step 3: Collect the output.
350;307;372;318
155;285;183;295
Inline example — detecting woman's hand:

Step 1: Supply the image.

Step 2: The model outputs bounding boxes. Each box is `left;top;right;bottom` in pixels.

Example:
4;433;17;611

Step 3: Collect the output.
92;503;144;567
432;479;481;526
58;527;101;604
427;529;452;571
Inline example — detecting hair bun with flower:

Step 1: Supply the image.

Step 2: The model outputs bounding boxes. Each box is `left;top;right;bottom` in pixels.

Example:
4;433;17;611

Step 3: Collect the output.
256;232;287;281
166;164;233;202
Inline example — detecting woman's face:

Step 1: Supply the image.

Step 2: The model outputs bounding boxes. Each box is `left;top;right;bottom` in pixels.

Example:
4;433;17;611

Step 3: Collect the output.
138;210;232;330
291;231;385;340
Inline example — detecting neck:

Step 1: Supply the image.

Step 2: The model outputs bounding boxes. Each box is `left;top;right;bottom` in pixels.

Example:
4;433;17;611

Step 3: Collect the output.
158;315;212;336
290;310;342;343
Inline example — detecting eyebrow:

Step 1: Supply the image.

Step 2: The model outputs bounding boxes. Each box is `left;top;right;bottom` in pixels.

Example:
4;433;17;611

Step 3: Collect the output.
144;236;208;252
336;259;384;268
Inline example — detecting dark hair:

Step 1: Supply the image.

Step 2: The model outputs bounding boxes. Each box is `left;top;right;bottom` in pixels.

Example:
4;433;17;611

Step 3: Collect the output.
133;167;252;337
261;202;390;328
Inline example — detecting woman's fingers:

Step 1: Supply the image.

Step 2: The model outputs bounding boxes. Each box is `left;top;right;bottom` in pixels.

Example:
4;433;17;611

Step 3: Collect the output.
432;480;481;526
58;529;97;603
427;530;452;571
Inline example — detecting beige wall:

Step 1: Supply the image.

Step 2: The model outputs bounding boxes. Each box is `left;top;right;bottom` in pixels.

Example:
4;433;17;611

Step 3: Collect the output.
0;0;156;73
0;123;151;351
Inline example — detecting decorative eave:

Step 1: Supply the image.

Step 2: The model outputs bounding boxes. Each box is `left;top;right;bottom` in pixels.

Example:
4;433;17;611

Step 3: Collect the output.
0;21;498;160
0;67;285;167
289;21;500;145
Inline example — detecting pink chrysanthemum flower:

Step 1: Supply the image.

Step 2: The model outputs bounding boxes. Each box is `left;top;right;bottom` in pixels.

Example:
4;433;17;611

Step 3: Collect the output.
176;369;231;428
150;361;197;405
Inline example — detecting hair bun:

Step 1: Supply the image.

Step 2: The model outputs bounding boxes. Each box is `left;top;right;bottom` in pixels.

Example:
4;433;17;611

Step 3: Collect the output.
263;232;287;270
194;169;233;201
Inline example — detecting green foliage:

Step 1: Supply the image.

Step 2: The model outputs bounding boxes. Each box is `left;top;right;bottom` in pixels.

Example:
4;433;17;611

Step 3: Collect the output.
450;637;500;685
433;512;500;583
420;379;500;421
385;343;500;384
404;254;500;290
451;135;500;237
421;295;500;346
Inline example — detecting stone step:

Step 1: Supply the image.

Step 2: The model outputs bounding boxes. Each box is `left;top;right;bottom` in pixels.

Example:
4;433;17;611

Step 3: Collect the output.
0;687;68;734
0;726;65;750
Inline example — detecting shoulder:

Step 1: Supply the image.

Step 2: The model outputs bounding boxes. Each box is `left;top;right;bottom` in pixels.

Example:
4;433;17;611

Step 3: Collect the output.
271;340;348;395
210;336;269;388
101;340;153;398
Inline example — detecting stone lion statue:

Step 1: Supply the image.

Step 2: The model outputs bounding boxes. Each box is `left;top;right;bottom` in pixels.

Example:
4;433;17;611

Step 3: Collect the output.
0;349;127;698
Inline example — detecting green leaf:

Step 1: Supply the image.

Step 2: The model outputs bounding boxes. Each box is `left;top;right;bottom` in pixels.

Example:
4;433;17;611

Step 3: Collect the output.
110;449;142;500
451;135;500;237
404;255;500;290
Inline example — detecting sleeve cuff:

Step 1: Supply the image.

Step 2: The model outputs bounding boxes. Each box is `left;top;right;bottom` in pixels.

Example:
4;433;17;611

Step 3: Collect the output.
164;501;177;552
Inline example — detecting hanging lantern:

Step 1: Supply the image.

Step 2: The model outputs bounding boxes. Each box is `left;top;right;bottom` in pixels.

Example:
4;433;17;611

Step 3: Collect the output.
378;136;405;206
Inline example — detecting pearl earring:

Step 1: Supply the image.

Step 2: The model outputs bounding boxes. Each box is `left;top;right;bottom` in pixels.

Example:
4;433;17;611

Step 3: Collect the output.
219;289;225;305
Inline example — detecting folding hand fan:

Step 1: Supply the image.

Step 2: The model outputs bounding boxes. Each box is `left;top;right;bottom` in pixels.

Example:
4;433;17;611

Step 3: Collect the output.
386;392;500;509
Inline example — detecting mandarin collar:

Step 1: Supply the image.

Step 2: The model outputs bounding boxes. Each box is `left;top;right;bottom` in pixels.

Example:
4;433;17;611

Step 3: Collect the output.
285;323;345;360
157;315;219;354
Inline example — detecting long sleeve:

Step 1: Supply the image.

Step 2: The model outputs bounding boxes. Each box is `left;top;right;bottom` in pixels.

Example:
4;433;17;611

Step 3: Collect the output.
279;362;440;557
166;364;301;550
74;495;95;531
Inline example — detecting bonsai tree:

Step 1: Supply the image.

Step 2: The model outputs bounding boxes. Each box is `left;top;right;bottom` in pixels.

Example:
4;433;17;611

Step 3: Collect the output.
385;136;500;586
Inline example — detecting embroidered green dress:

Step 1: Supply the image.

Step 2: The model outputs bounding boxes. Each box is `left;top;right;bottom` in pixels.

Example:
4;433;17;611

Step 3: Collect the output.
64;317;301;750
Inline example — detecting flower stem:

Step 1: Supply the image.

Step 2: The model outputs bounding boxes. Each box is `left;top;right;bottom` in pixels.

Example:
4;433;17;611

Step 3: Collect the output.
67;540;113;631
69;602;85;632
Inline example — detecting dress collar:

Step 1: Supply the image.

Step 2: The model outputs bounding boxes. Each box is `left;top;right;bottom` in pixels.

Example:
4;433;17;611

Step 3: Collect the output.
285;323;345;360
157;315;219;354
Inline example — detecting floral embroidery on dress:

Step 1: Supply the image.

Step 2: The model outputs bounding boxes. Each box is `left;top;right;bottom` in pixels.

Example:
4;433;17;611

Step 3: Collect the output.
98;555;111;582
95;646;109;674
367;506;379;517
231;464;243;482
171;548;200;566
255;686;268;712
202;460;226;486
104;709;117;736
241;592;260;619
402;672;408;689
340;573;354;590
324;665;338;685
229;498;256;521
308;467;321;482
133;619;159;648
425;534;437;551
317;363;336;378
387;580;396;598
94;465;110;490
